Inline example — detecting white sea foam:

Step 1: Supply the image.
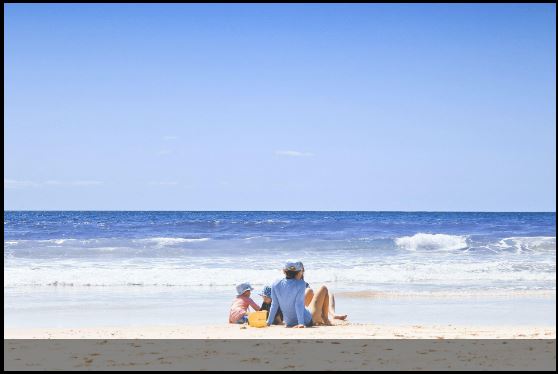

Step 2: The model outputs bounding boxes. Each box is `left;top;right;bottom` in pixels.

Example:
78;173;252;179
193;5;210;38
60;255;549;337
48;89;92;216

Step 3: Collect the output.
4;237;211;249
38;239;77;244
253;219;291;225
3;234;555;292
495;237;556;253
136;237;210;246
394;233;469;251
242;236;265;241
4;257;555;289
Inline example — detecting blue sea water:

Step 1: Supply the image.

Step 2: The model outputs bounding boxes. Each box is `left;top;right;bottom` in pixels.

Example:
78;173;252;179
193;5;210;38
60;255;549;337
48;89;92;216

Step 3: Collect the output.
4;211;556;327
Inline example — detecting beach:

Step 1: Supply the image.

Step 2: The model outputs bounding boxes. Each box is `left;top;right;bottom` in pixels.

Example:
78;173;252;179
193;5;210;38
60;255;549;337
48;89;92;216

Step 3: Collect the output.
4;322;556;339
5;3;556;370
5;323;556;370
4;214;556;371
4;331;557;371
4;212;556;335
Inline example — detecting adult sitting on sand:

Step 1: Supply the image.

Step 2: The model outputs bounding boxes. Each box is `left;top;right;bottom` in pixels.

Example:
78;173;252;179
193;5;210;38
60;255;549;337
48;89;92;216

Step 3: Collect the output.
298;261;347;321
267;260;332;328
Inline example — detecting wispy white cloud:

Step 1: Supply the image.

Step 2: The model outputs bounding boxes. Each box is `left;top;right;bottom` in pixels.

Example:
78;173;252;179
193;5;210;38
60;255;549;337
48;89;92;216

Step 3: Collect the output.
4;179;37;189
45;180;103;186
149;181;179;186
44;180;63;186
274;150;314;157
71;180;103;186
5;179;103;189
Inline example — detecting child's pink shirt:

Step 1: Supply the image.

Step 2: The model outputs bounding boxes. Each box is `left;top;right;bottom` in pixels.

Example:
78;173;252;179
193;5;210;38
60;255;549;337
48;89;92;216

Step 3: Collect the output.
229;295;260;323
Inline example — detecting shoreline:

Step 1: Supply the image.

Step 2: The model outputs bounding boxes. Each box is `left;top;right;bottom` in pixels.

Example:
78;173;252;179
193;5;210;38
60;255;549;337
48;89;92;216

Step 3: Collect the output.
5;322;556;339
335;289;556;299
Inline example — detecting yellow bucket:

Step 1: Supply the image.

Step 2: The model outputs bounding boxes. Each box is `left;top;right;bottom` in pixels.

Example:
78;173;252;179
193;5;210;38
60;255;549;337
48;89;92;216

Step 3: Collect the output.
247;311;268;328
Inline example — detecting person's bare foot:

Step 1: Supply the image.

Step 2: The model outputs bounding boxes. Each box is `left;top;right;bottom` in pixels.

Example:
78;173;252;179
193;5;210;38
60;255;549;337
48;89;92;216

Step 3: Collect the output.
314;318;332;326
333;314;348;321
312;315;331;326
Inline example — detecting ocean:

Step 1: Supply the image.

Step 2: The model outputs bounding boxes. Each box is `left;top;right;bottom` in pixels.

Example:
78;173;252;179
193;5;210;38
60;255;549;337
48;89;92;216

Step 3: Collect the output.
4;211;556;328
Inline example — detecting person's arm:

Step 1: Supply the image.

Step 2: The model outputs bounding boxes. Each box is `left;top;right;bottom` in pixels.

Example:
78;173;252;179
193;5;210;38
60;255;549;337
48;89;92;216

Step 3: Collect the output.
295;283;306;327
248;298;260;311
267;286;279;326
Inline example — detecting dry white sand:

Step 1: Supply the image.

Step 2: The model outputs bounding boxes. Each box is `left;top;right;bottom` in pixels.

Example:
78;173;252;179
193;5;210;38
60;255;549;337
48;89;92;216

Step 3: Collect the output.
5;323;556;370
5;335;557;370
4;322;555;339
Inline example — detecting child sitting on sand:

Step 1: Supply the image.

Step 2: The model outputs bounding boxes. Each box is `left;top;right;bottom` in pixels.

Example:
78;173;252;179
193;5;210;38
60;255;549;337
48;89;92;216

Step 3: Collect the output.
229;282;261;324
259;285;283;325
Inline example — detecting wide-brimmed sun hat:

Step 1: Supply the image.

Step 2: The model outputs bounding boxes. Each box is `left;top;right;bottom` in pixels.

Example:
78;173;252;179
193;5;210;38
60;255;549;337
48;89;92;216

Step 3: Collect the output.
236;282;254;296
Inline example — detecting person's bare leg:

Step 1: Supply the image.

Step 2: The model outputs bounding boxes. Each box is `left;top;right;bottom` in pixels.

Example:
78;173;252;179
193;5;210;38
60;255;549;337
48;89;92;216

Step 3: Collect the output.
309;285;332;326
329;293;335;313
328;293;347;320
321;288;331;325
304;288;314;307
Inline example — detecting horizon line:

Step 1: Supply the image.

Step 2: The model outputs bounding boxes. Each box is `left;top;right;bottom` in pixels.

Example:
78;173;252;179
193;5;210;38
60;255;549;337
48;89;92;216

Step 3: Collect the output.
3;210;557;213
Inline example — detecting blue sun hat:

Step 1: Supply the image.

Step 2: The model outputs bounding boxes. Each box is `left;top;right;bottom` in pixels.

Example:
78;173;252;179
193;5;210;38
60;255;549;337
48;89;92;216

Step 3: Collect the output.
236;282;254;296
259;285;272;299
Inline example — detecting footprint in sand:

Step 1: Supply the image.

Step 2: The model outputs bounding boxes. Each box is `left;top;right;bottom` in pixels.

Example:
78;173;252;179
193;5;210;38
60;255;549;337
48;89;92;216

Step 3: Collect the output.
240;358;261;363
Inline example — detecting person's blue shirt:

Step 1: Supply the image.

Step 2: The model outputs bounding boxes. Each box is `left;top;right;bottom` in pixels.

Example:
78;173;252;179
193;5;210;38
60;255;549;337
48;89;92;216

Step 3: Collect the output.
267;278;312;327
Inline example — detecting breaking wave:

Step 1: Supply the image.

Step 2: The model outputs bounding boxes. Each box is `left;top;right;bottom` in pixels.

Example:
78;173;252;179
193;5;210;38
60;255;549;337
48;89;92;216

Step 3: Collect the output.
395;233;469;251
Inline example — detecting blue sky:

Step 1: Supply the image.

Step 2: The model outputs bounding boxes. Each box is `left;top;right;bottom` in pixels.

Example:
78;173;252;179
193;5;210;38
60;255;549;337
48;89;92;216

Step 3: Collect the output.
4;4;556;211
